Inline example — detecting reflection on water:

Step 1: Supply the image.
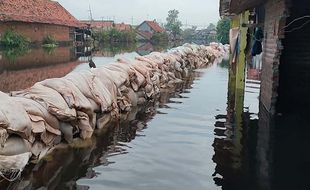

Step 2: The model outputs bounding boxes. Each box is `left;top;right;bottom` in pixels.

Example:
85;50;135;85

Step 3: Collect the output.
0;47;84;92
0;43;168;92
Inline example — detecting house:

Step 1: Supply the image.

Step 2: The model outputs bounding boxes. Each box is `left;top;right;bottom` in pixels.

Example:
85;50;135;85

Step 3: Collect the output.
80;20;132;32
80;20;114;31
0;0;86;44
136;20;165;41
219;0;310;115
115;23;132;31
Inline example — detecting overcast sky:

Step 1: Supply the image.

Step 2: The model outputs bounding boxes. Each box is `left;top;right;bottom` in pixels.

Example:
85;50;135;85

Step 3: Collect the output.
56;0;220;28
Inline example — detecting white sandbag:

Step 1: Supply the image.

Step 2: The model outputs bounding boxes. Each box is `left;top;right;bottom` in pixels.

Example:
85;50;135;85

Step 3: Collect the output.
39;78;93;114
0;136;31;156
0;152;31;181
11;84;77;122
65;71;113;113
0;92;32;140
13;97;61;134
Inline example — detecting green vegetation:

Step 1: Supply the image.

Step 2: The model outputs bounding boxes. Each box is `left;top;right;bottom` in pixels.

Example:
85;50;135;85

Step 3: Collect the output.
93;28;136;43
151;32;168;44
43;45;57;55
2;47;30;62
216;17;231;44
0;30;30;48
165;9;182;40
42;35;58;47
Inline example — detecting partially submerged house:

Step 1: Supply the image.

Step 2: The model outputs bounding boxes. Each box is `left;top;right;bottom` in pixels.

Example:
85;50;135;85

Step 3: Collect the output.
136;20;165;41
220;0;310;115
0;0;86;44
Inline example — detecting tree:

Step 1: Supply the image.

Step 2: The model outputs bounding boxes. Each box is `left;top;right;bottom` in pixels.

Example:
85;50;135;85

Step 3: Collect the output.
207;23;216;32
165;9;182;40
216;17;230;44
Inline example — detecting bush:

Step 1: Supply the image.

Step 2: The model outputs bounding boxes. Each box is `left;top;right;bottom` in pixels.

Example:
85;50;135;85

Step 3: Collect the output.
151;32;168;44
0;30;30;48
42;35;58;46
92;29;136;43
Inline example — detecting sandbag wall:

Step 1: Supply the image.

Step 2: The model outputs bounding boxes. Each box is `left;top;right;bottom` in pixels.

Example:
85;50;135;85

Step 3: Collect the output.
0;43;229;176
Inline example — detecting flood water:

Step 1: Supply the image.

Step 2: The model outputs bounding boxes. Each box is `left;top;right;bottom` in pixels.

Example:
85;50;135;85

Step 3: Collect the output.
1;44;310;190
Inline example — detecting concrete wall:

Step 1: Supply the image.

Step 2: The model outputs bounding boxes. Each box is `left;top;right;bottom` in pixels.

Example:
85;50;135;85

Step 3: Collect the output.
0;21;73;43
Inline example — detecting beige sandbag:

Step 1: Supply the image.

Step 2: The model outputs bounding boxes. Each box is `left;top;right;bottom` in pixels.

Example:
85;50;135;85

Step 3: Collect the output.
0;128;8;148
135;56;159;69
59;122;74;143
0;136;31;156
0;152;31;181
125;88;138;107
39;78;93;114
76;111;94;139
31;141;50;159
0;92;32;140
11;84;77;122
93;67;130;88
65;71;113;113
13;97;61;134
96;113;112;130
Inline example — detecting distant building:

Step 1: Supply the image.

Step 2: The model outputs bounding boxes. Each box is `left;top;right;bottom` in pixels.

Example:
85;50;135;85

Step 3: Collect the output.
0;0;86;44
80;20;114;31
80;20;132;32
115;23;132;31
136;20;165;41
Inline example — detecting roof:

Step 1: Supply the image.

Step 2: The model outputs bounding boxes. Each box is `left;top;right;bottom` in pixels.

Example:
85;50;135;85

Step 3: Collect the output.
220;0;232;16
219;0;266;16
136;30;153;40
138;21;165;33
115;23;132;31
0;0;84;27
81;20;114;29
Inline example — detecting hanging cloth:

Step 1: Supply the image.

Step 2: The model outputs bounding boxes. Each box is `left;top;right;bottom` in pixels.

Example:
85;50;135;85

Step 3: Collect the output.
251;27;264;56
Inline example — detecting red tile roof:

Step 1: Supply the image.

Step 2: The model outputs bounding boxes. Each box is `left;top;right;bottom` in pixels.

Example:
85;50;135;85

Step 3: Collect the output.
0;0;84;27
81;20;114;29
145;21;165;33
115;23;132;31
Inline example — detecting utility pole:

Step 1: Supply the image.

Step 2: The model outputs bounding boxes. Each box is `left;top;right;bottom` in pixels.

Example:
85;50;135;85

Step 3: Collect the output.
88;0;93;21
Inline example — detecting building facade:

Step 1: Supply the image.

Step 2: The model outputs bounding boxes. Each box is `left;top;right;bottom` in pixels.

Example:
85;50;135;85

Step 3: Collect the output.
220;0;310;115
0;0;84;44
136;20;165;41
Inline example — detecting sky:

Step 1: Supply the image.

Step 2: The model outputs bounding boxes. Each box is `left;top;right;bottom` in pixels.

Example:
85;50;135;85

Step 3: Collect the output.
56;0;220;28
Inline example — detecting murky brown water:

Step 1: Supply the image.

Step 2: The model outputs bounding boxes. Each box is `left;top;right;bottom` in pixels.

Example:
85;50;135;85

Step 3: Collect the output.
1;45;310;190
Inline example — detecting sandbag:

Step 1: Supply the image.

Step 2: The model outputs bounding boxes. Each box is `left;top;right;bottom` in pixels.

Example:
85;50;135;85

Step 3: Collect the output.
65;71;113;113
39;78;93;114
13;97;61;134
0;92;32;140
11;84;77;122
0;129;8;148
0;136;31;156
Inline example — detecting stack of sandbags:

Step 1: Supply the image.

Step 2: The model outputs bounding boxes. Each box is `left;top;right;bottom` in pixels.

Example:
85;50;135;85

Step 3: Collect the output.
0;43;229;179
